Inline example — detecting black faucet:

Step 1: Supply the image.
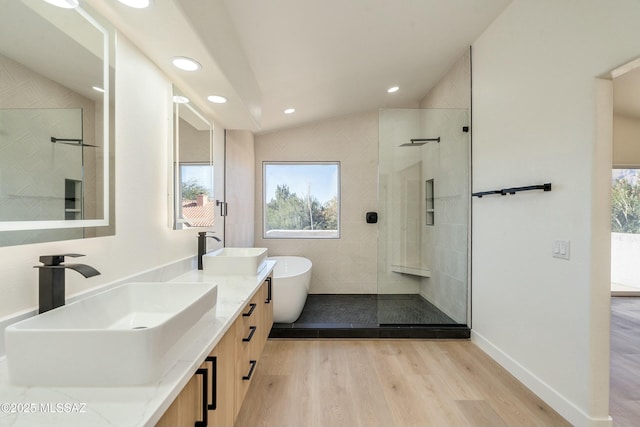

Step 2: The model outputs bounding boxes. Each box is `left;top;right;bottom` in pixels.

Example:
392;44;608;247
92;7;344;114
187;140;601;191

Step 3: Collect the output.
197;232;221;270
34;254;101;314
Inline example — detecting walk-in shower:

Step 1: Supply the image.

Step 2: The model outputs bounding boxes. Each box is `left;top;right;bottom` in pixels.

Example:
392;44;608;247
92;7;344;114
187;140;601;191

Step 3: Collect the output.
378;108;470;329
270;107;471;338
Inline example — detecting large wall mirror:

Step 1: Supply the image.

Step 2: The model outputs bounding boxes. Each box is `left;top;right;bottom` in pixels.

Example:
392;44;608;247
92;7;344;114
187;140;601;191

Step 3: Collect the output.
0;0;115;246
172;87;215;230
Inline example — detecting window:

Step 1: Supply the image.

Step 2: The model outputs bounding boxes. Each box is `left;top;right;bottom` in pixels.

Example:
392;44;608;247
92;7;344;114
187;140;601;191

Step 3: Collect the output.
263;162;340;238
612;168;640;233
176;163;214;229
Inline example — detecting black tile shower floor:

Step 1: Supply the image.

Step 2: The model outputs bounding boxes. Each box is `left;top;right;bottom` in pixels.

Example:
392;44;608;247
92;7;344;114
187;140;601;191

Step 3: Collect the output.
269;294;470;339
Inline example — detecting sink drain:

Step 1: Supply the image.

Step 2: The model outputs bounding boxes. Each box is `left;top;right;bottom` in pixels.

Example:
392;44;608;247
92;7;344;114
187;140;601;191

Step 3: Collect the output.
132;326;147;330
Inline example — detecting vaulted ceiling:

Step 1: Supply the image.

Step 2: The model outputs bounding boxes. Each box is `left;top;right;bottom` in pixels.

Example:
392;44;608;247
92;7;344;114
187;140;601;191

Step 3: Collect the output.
89;0;514;133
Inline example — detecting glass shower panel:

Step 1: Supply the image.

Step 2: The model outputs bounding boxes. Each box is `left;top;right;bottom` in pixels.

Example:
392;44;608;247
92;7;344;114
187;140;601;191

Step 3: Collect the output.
377;108;470;326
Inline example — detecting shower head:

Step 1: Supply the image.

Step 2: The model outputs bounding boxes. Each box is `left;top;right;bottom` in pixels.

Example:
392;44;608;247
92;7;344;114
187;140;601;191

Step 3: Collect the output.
51;137;97;147
398;137;440;147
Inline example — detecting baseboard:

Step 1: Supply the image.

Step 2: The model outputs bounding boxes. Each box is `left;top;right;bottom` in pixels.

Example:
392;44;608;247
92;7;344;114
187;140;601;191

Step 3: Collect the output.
471;330;612;427
611;290;640;297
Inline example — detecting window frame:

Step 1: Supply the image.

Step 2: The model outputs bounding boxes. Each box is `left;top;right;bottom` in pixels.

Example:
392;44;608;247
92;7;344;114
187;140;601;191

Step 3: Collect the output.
262;161;341;239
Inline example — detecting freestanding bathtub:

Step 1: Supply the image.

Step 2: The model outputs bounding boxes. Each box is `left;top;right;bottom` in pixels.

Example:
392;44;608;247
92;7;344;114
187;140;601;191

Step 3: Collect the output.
268;256;312;323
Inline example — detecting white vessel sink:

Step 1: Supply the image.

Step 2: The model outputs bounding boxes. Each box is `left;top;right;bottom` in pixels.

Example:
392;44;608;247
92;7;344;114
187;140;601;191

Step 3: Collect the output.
5;281;217;386
202;247;268;276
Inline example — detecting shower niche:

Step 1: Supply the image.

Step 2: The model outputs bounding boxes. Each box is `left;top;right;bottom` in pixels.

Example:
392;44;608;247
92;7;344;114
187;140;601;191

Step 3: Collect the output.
425;179;435;226
378;108;470;326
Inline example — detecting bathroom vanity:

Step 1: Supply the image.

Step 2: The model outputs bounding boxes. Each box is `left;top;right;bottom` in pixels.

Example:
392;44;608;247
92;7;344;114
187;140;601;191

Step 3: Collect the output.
156;273;273;427
0;261;275;427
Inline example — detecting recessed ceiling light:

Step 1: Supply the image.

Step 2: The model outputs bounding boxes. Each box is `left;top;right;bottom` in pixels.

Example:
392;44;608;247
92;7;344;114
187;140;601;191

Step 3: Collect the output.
43;0;79;8
92;86;105;93
116;0;151;8
172;57;201;71
387;86;399;93
173;95;190;104
207;95;227;104
284;108;296;114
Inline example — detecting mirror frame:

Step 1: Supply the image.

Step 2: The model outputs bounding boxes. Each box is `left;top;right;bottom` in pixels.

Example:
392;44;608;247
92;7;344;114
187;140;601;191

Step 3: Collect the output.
0;4;110;232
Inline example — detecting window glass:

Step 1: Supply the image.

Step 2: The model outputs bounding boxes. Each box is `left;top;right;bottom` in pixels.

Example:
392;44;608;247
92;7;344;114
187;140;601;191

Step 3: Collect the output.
612;168;640;233
177;163;214;228
263;162;340;238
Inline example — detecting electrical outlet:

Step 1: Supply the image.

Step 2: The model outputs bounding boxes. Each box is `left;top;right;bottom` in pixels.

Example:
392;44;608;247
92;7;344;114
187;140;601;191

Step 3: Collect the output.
552;240;570;260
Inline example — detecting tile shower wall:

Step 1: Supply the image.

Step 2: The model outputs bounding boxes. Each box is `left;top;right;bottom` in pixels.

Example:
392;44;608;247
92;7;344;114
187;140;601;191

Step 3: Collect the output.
419;50;471;324
254;112;379;294
377;108;424;295
377;106;470;326
418;109;469;324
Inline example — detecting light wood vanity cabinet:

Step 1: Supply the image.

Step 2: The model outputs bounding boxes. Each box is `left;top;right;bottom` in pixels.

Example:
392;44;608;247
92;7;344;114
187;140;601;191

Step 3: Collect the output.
156;363;209;427
156;275;273;427
155;373;203;427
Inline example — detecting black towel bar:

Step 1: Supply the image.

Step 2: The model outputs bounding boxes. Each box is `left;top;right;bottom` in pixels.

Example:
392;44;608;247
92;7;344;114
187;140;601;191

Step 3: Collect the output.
472;183;551;198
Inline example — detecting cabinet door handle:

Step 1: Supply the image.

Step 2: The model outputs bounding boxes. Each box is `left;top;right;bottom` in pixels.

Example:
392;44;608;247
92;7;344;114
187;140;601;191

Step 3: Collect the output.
205;356;217;411
265;277;272;304
242;360;257;381
242;326;257;342
242;303;257;317
194;367;208;427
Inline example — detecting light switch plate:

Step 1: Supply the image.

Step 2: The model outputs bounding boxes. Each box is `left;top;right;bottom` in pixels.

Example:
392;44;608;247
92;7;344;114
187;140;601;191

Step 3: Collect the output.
553;240;570;260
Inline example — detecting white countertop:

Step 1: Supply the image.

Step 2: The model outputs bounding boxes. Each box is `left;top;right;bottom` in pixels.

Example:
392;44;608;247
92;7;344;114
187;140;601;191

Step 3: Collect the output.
0;261;275;427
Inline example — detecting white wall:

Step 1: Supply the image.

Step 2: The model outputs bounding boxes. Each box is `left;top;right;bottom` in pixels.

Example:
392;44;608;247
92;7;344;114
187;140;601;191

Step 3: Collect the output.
471;1;640;425
0;36;210;318
613;114;640;167
420;50;471;110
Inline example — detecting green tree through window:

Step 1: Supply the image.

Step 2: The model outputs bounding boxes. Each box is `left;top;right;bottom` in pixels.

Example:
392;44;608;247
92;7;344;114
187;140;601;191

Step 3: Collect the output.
263;163;339;238
612;169;640;233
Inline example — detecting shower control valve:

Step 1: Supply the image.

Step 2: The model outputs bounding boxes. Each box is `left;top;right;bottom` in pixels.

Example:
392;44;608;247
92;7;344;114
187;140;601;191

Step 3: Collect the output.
366;212;378;224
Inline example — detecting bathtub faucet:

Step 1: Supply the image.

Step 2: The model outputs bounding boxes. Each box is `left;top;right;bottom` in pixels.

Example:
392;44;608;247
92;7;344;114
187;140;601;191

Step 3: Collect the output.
197;232;221;270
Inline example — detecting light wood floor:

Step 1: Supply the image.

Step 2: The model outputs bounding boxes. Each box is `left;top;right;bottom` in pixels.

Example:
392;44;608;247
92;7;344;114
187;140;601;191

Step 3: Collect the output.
235;340;570;427
611;297;640;427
